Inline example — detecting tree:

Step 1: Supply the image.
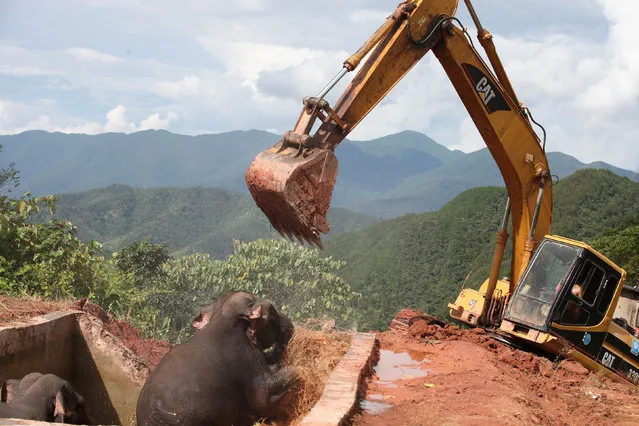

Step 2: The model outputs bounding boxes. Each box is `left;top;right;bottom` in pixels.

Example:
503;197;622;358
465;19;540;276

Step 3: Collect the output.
161;239;360;327
0;191;103;299
0;144;19;194
593;225;639;287
112;238;171;287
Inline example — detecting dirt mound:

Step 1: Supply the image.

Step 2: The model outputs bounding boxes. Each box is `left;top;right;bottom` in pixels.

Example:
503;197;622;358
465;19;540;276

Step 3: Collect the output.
0;296;75;325
0;296;172;370
80;301;172;370
354;309;639;426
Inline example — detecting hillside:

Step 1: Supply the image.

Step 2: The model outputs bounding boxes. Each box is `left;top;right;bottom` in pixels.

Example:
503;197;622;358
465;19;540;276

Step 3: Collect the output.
325;169;639;330
2;130;636;218
355;148;639;217
0;130;444;207
351;130;465;164
48;184;378;258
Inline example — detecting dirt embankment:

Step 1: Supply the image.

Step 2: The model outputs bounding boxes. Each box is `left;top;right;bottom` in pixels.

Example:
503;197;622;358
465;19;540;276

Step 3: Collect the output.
0;296;75;325
355;309;639;426
80;300;173;370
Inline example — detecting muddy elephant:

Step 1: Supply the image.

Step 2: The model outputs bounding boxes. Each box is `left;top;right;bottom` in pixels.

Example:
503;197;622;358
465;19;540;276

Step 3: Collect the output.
136;291;298;426
193;292;294;365
0;373;91;424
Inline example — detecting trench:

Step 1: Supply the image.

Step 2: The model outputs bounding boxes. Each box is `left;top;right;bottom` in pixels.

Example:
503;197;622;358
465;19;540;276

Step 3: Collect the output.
0;311;149;426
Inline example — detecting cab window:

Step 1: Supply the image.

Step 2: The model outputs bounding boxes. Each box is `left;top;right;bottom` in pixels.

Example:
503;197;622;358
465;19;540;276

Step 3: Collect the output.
572;260;605;306
596;276;619;315
560;300;590;325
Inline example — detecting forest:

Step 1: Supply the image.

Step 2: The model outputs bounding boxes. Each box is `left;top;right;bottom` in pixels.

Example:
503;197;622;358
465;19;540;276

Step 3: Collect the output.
1;141;637;336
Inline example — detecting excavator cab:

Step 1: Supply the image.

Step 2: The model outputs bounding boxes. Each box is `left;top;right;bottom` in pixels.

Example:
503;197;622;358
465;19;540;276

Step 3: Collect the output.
504;237;584;331
500;236;639;385
503;236;625;335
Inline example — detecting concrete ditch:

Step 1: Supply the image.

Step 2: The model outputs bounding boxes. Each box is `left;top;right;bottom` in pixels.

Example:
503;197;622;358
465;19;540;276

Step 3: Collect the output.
0;311;379;426
0;310;149;426
300;332;380;426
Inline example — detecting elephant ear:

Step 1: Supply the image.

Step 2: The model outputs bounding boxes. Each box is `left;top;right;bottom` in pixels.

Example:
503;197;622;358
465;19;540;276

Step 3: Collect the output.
192;309;214;329
268;304;281;326
0;379;19;403
54;385;71;422
262;299;281;326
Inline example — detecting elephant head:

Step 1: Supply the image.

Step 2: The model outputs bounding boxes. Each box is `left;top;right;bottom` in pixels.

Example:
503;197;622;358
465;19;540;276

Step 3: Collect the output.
192;292;294;365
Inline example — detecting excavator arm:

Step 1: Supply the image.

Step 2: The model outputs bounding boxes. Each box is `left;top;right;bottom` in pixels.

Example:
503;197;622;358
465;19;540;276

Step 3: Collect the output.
432;22;552;289
245;0;552;297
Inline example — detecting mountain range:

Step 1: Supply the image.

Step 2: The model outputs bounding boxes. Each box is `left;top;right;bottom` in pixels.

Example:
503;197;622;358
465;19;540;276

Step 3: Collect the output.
324;169;639;330
2;129;637;218
46;185;377;258
37;169;638;330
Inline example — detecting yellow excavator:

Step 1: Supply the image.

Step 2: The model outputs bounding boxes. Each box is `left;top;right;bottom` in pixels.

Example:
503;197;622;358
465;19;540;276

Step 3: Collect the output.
245;0;639;385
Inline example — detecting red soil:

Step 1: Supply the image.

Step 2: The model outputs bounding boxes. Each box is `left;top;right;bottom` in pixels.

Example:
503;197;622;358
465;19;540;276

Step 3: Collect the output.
354;309;639;426
0;296;74;325
81;301;172;370
0;296;172;370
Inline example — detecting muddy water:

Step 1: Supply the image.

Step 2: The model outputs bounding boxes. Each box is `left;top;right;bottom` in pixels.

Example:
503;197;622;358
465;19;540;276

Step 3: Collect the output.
360;349;431;414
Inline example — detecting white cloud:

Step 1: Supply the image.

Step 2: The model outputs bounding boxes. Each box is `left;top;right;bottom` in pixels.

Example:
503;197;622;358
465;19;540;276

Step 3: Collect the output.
0;102;179;135
349;9;389;23
104;105;136;132
198;37;327;85
64;47;123;63
155;75;201;99
449;117;484;153
0;65;48;76
139;111;178;130
575;0;639;112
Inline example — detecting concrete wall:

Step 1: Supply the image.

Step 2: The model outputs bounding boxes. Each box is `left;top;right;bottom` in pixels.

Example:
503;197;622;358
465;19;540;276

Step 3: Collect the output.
0;311;150;426
0;311;76;391
614;286;639;327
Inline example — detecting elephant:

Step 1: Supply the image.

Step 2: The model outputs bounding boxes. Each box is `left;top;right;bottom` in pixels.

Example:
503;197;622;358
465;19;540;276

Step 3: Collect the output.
136;291;298;426
1;372;44;404
193;292;294;365
0;373;91;424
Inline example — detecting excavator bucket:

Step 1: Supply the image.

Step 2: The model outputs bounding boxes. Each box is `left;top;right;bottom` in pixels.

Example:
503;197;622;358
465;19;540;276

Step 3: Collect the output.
245;141;338;248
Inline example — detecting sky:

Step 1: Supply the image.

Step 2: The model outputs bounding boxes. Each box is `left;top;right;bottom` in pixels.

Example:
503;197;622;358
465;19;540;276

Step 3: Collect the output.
0;0;637;171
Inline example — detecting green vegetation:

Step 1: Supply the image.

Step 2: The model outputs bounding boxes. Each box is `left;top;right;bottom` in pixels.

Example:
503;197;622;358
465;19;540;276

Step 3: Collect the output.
1;137;636;337
326;169;639;330
101;238;359;343
45;184;378;258
592;217;639;287
551;169;639;240
162;239;359;324
0;144;105;299
0;148;358;342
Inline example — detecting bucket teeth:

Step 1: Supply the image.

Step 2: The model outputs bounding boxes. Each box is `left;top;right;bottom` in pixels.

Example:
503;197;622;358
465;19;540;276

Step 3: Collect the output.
245;143;338;249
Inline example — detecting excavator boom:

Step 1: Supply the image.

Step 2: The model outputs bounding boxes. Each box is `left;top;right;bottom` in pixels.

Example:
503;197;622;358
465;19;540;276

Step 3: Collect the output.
245;0;552;282
246;0;551;283
246;0;458;247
